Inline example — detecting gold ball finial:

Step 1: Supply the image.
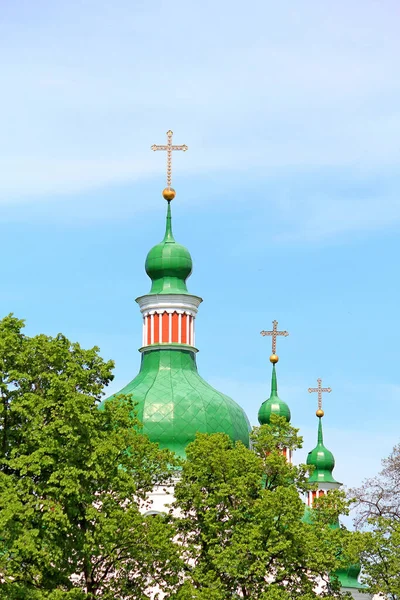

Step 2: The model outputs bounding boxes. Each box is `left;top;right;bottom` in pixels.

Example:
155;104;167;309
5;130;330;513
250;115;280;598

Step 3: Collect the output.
270;354;279;364
162;187;176;201
316;409;324;418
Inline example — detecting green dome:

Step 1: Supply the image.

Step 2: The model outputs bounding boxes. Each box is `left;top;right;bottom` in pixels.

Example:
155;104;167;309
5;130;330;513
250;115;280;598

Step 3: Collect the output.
335;564;362;589
307;417;339;484
145;201;193;294
101;348;250;458
258;364;291;425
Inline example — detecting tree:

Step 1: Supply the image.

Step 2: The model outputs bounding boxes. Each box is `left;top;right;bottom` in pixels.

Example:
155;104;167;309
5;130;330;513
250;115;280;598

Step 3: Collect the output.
0;315;181;599
351;444;400;527
356;518;400;600
350;444;400;600
171;416;353;600
251;413;311;494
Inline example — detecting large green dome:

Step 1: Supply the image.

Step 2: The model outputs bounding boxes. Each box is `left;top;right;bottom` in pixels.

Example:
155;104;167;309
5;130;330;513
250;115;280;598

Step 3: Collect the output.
102;348;250;458
307;417;338;483
145;201;192;294
258;364;291;425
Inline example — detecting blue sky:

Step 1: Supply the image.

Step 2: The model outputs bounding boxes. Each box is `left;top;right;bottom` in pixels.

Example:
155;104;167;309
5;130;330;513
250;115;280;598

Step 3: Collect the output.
1;1;400;496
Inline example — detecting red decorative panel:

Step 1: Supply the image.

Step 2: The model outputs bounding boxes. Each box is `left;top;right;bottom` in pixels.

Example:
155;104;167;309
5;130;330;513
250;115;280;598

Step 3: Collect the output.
172;312;179;342
153;313;160;344
162;312;169;343
147;317;151;345
181;314;187;344
144;311;195;345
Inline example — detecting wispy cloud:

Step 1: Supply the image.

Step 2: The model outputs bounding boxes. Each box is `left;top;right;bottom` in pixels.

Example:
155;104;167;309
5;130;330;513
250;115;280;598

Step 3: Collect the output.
272;181;400;242
0;1;399;208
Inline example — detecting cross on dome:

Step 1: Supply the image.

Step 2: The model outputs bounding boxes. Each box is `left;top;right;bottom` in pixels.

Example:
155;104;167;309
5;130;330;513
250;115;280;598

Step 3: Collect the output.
308;378;332;416
260;320;289;363
151;130;188;198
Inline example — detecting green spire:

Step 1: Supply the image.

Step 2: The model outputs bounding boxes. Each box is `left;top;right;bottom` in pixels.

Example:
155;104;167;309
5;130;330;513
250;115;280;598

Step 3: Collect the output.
258;364;291;425
271;363;278;394
317;416;324;445
163;200;174;242
145;200;193;295
307;417;339;484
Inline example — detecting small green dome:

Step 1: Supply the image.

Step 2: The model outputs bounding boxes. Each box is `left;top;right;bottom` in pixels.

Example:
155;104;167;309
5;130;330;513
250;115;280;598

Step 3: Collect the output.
307;417;339;484
258;364;291;425
335;564;362;589
145;201;193;294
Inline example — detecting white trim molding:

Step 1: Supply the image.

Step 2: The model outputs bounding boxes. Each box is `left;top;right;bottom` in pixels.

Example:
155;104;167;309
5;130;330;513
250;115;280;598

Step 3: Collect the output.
136;293;203;315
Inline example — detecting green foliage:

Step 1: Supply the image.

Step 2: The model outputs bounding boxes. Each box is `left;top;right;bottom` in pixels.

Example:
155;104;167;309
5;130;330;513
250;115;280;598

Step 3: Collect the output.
351;443;400;600
251;416;311;493
358;518;400;600
0;315;180;599
310;489;351;526
0;317;362;599
171;417;353;600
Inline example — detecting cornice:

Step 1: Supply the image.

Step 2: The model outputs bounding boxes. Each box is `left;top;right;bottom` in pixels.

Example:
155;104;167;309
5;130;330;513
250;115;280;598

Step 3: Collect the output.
136;293;203;314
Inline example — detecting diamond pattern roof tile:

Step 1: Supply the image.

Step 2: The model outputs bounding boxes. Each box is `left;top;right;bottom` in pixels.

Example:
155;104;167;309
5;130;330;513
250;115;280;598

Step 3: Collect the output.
101;348;250;457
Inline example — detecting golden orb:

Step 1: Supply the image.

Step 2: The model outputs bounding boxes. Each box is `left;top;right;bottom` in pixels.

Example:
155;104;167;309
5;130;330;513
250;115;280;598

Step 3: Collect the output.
316;409;324;418
162;187;176;201
270;354;279;364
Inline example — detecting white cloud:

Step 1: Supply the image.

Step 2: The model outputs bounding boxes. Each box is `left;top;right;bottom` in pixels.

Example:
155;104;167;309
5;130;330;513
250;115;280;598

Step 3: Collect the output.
0;157;158;201
273;189;400;243
0;1;399;203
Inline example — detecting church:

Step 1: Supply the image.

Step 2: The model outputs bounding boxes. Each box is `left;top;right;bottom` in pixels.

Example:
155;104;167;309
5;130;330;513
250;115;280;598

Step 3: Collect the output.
102;131;366;599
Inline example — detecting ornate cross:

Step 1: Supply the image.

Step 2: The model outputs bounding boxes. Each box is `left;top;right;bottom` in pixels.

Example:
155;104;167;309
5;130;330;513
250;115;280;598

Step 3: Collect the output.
260;320;289;355
151;130;188;189
308;378;332;411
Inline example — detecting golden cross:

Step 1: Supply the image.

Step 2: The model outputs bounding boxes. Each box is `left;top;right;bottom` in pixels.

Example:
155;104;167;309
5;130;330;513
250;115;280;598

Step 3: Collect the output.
308;378;332;411
260;320;289;355
151;130;188;189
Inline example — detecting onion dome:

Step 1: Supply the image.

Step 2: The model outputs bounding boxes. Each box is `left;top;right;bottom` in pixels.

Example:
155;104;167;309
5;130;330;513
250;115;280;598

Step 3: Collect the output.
105;348;251;458
258;364;291;425
145;201;193;294
307;417;339;484
101;191;250;458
